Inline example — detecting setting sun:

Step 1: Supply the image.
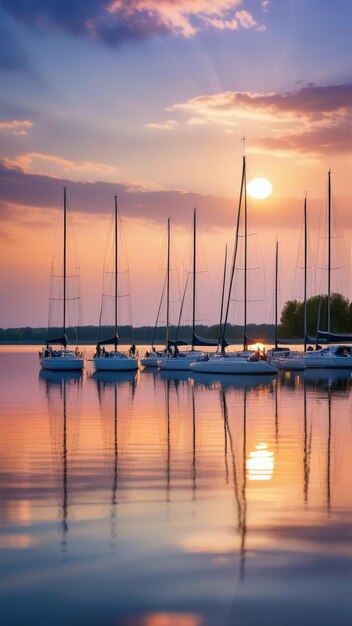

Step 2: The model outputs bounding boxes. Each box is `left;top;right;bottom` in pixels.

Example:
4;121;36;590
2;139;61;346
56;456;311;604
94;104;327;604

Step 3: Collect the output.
247;178;273;200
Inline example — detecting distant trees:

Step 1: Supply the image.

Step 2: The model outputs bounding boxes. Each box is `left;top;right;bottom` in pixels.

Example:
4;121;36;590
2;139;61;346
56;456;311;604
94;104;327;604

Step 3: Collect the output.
0;323;276;344
279;293;352;338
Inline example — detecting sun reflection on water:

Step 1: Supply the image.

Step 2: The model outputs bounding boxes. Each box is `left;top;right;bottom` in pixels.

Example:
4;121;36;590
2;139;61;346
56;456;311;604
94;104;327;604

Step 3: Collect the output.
247;443;274;481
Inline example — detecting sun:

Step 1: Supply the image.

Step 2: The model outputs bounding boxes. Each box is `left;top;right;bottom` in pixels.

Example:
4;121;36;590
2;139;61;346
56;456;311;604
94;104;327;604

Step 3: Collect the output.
247;178;272;200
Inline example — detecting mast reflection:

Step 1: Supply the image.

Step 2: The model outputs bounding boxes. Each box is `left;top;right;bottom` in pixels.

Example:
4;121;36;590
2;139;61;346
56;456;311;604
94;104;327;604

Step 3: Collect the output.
92;370;137;547
39;369;82;554
219;385;247;582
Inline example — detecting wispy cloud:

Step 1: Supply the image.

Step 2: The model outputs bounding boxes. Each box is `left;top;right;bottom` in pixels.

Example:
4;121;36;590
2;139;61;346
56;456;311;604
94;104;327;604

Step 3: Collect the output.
0;120;33;135
4;152;118;181
145;119;178;130
171;83;352;156
0;0;264;43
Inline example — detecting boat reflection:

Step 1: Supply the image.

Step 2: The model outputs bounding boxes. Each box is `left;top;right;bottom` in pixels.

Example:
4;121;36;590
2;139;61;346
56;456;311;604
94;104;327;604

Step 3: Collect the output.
192;372;276;392
219;387;247;582
159;370;191;383
91;369;137;386
39;369;83;384
303;368;352;392
92;370;136;547
39;369;82;554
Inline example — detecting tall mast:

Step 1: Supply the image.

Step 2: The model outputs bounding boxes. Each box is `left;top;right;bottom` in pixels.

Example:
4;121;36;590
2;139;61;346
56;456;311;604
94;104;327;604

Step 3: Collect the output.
275;240;279;350
114;195;118;352
243;157;248;351
166;218;171;349
327;170;331;334
192;207;196;350
303;194;308;352
221;156;245;352
63;186;67;343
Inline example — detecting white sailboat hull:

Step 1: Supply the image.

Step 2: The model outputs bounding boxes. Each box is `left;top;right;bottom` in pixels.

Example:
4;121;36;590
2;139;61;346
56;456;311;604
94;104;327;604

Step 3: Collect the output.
93;354;138;371
190;357;278;375
157;353;205;371
273;357;306;371
141;355;164;367
303;355;352;369
40;353;84;371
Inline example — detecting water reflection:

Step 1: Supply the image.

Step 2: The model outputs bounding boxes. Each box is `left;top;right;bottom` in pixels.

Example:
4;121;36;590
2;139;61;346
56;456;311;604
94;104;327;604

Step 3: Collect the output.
39;369;82;554
1;351;352;626
92;370;136;547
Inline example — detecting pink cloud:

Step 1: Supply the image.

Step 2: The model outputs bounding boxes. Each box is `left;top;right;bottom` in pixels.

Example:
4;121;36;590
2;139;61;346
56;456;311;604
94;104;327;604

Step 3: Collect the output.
4;152;118;182
1;0;264;42
0;120;33;135
145;119;178;130
171;83;352;155
107;1;250;37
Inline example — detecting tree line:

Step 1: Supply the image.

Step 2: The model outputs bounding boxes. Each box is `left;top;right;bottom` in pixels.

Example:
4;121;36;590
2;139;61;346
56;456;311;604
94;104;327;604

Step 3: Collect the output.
2;293;351;343
0;323;275;344
279;293;352;338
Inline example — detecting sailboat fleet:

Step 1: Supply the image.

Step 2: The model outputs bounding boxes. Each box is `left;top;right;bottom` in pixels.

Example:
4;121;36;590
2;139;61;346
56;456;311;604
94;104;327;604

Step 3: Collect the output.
39;157;352;374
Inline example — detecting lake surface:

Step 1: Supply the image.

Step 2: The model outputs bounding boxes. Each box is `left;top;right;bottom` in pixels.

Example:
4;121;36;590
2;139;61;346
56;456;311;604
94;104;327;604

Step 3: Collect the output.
1;347;352;626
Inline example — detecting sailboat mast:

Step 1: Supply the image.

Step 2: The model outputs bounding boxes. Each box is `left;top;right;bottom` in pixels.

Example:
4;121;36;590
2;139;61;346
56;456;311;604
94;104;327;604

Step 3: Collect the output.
63;186;67;342
114;195;118;352
304;194;308;352
220;156;245;352
243;157;248;352
275;240;279;350
166;218;171;349
192;208;196;350
327;170;331;334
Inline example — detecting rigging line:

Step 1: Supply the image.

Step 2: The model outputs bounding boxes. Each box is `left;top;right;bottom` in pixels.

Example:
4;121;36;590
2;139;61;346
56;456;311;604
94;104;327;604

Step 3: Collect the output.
221;156;246;351
51;273;80;278
152;274;167;348
175;273;190;342
49;297;80;302
230;298;265;303
232;266;262;271
219;245;228;346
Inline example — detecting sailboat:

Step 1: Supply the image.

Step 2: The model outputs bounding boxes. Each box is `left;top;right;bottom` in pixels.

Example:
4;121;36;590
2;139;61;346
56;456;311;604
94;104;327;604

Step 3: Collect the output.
158;208;217;371
269;239;306;370
190;156;277;375
93;196;138;371
304;171;352;368
140;218;171;368
39;187;84;371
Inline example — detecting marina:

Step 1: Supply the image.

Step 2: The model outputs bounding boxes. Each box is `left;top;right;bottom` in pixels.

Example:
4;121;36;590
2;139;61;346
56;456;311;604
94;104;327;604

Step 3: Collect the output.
1;2;352;624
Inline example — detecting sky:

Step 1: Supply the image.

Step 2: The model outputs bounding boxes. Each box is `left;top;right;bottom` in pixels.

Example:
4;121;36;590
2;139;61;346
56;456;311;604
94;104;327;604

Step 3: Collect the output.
1;0;352;329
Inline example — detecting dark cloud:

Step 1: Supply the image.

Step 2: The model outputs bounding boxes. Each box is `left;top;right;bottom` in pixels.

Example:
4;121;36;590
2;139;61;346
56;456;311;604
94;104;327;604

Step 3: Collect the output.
177;83;352;156
255;109;352;156
0;160;234;228
0;160;323;232
235;83;352;120
0;0;174;44
180;83;352;122
0;1;260;45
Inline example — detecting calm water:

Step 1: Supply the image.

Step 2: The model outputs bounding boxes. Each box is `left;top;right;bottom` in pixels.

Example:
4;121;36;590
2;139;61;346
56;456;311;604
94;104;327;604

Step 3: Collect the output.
1;347;352;626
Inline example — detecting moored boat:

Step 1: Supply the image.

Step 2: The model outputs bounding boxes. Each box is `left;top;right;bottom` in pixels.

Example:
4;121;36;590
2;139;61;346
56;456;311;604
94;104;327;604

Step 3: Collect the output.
93;196;138;372
190;354;278;375
39;187;84;372
303;345;352;369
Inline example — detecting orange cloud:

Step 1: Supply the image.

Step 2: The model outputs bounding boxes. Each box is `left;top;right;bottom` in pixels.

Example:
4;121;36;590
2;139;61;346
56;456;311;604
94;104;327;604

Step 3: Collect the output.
145;119;178;130
0;120;33;135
